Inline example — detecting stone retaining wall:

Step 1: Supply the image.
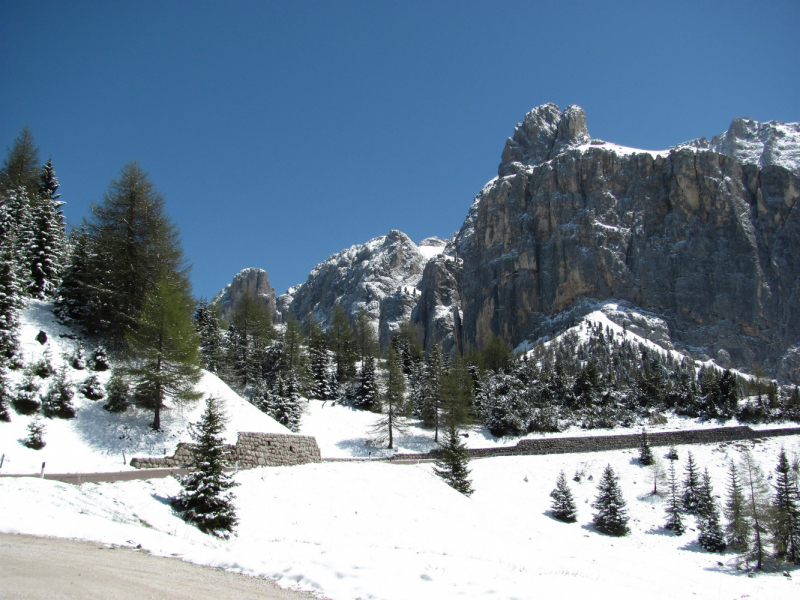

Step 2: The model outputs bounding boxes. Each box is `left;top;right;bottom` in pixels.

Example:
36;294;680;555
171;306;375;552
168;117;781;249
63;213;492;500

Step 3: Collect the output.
388;426;800;462
130;432;321;469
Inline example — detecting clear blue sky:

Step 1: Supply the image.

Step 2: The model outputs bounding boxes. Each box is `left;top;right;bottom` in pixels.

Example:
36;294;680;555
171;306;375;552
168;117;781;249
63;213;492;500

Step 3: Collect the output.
2;1;798;300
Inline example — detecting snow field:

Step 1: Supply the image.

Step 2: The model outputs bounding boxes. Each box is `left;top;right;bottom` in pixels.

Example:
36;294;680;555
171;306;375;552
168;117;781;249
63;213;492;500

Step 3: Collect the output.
1;434;798;600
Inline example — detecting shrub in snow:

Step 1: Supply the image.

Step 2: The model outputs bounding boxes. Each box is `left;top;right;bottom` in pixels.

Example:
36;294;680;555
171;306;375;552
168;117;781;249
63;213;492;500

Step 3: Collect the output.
90;345;110;371
103;371;130;413
172;396;238;538
13;373;40;415
592;464;630;536
24;415;46;449
79;374;105;400
41;366;76;419
638;427;654;465
31;348;55;378
69;344;86;370
433;423;474;496
550;470;577;522
666;446;679;461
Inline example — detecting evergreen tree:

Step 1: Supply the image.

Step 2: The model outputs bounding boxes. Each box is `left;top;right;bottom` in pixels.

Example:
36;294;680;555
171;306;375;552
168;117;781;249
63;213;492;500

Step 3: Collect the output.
306;315;335;400
13;372;40;415
441;356;472;430
37;157;61;201
666;446;679;461
482;333;513;374
79;374;105;400
664;460;685;535
83;161;189;344
69;344;87;370
550;470;577;522
266;373;304;432
124;279;202;430
724;461;750;552
0;238;22;360
55;225;97;324
353;354;379;410
433;421;474;496
194;299;226;374
0;127;40;197
24;415;46;450
41;366;76;418
328;304;357;384
682;451;702;515
282;314;308;386
592;465;630;536
421;341;444;440
0;366;11;422
103;370;130;413
638;427;654;465
355;307;378;361
172;396;238;538
697;468;726;552
771;448;800;563
739;450;772;569
372;346;408;449
91;345;110;371
228;292;274;389
26;159;66;299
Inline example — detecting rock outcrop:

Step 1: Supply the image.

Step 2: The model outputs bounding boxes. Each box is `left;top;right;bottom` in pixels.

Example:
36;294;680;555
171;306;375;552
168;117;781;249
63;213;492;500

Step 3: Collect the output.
213;268;277;324
457;104;800;382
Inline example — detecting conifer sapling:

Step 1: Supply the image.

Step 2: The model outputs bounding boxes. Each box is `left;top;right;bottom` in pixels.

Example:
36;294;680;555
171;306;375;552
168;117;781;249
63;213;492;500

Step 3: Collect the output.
550;470;577;522
592;464;630;536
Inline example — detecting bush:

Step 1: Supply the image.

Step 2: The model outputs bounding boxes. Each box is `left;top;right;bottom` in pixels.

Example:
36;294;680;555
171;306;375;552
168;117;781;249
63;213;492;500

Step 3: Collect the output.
79;374;105;400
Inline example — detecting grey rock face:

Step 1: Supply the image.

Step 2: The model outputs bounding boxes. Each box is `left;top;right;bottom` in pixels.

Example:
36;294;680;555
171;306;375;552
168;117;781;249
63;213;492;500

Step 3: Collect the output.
680;117;800;176
411;255;463;354
458;105;800;381
499;104;590;177
213;268;277;324
280;230;428;347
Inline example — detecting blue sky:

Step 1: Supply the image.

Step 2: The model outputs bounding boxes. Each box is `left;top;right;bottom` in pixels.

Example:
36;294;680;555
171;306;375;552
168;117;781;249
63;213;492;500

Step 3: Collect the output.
2;1;799;300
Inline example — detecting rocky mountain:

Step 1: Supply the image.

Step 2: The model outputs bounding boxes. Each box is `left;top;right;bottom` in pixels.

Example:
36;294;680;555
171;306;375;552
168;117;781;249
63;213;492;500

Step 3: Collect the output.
455;104;800;382
213;267;277;324
276;231;453;348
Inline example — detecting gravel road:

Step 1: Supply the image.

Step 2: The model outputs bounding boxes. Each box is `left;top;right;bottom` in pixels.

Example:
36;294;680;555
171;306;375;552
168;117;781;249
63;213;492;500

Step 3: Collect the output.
0;533;327;600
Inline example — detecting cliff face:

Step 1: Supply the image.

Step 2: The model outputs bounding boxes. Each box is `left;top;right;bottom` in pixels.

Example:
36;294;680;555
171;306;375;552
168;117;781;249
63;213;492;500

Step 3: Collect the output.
213;267;277;324
457;105;800;381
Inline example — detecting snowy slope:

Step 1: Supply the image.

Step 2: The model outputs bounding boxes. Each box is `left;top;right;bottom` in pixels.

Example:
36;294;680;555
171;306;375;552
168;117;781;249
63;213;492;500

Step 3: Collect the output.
0;301;290;474
1;435;798;599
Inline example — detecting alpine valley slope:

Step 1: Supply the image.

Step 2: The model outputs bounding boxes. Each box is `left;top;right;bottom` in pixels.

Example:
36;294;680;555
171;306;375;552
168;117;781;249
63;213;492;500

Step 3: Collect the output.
221;104;800;382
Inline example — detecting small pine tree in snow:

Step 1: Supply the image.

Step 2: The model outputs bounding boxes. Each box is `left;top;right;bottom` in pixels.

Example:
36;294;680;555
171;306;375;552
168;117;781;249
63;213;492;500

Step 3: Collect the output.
103;370;130;412
24;415;46;449
638;427;654;465
353;354;379;411
697;468;726;552
664;460;685;535
172;396;238;538
682;451;703;515
0;367;11;421
91;345;110;371
433;422;474;496
724;460;750;552
550;470;578;522
13;372;40;415
666;446;679;461
69;344;86;370
41;366;76;418
592;464;630;536
79;374;105;400
770;448;800;563
267;374;304;432
32;347;55;378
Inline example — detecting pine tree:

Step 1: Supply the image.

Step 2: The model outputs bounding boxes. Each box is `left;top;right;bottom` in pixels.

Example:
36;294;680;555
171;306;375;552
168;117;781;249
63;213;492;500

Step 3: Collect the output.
328;304;357;384
0;237;22;360
172;396;238;538
13;372;40;415
0;366;11;422
433;421;474;496
724;461;750;552
421;342;444;441
194;299;225;374
353;354;379;410
666;446;679;461
103;370;130;413
124;279;202;430
697;468;726;552
83;161;189;344
41;366;76;418
740;450;772;569
24;415;46;450
638;427;654;465
550;470;577;522
682;451;702;515
267;373;304;432
664;460;685;535
372;346;408;449
79;374;105;400
228;292;274;389
26;161;66;299
306;315;335;400
69;344;87;370
55;225;96;324
91;345;110;371
592;464;630;536
771;448;800;563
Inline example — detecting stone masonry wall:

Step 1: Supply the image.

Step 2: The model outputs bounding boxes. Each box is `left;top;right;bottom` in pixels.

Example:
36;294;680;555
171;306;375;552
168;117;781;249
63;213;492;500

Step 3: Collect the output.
130;432;321;470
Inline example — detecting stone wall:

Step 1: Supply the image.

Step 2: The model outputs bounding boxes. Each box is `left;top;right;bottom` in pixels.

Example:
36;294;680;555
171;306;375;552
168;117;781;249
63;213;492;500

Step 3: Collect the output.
389;426;800;462
130;432;321;470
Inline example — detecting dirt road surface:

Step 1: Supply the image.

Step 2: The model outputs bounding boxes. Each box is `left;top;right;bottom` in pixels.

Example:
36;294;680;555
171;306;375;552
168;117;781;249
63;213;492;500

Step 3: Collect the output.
0;533;327;600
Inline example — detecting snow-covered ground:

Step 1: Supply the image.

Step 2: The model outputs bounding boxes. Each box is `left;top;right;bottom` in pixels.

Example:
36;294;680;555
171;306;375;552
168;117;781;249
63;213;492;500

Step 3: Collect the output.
2;301;800;599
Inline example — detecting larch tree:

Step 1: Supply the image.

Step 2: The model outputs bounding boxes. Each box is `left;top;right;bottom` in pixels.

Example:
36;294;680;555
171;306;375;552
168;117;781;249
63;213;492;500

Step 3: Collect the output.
372;345;408;449
0;127;40;197
124;279;202;430
739;450;772;569
328;303;357;384
638;427;654;465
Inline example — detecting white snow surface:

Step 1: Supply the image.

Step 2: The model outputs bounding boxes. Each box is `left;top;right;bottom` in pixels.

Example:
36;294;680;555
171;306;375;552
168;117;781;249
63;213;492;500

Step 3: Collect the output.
0;300;289;474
